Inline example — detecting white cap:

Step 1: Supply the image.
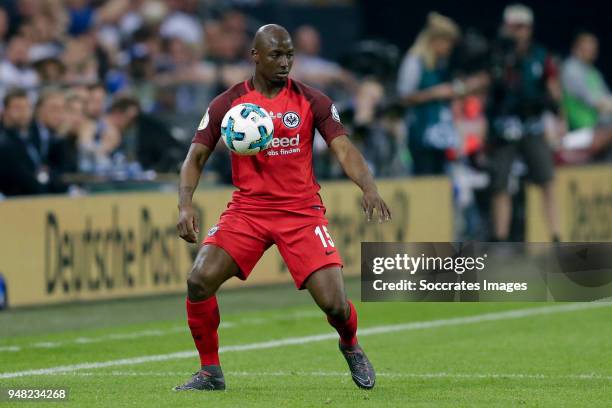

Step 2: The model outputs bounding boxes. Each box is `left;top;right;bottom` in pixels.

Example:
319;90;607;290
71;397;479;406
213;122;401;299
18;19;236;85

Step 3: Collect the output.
503;4;534;25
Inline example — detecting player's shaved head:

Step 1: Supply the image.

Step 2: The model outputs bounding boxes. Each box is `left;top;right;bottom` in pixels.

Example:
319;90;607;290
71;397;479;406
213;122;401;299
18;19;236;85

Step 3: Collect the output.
253;24;291;50
251;24;294;86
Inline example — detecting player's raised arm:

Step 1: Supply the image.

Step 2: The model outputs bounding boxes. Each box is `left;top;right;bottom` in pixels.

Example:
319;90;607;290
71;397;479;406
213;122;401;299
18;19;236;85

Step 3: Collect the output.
177;143;212;243
329;135;392;223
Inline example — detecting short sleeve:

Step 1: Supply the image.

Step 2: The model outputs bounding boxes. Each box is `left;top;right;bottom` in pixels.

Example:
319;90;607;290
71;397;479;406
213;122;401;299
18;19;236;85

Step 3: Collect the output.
561;59;603;107
397;54;423;97
192;96;228;149
311;92;347;145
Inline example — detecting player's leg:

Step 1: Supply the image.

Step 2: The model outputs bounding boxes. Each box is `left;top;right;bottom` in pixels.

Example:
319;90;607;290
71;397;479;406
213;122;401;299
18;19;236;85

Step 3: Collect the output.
274;206;375;389
186;245;239;364
303;266;353;344
175;244;239;391
176;210;270;391
304;267;375;389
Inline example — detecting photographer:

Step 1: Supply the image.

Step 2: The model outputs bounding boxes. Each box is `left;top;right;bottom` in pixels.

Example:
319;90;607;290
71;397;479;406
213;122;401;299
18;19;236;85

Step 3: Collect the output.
487;4;561;242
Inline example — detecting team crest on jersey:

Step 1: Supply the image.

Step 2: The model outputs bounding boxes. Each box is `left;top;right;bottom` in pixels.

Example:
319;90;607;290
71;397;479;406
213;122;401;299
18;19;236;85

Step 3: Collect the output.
331;104;341;123
198;108;210;130
207;225;219;236
282;111;301;129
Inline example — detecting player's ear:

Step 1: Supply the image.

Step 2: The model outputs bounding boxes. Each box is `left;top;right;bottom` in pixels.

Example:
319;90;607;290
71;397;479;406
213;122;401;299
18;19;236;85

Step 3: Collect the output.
251;48;259;64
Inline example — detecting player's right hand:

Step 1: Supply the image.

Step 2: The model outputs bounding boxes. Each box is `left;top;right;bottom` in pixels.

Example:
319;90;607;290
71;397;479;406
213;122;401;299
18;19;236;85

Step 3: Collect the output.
177;205;200;243
362;188;392;223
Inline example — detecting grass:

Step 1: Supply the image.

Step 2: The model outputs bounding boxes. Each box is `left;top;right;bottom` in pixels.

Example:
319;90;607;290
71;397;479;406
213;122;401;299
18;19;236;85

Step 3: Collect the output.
0;278;610;407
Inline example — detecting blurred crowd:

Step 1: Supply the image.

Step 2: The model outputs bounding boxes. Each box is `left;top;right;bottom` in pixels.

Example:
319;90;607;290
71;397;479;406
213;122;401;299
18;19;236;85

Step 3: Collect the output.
388;6;611;241
0;1;610;241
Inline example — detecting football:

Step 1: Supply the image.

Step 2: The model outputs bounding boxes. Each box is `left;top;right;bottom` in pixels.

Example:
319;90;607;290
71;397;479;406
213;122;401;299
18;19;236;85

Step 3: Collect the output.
221;103;274;155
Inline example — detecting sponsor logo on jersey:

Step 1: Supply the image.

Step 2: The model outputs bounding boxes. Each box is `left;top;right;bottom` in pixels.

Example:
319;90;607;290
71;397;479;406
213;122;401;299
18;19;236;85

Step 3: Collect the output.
282;111;301;129
269;134;300;148
266;134;301;156
198;108;210;130
331;104;341;123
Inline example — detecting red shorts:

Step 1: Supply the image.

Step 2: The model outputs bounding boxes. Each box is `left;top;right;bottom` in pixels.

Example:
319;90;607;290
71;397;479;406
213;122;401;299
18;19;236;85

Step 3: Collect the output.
203;202;343;289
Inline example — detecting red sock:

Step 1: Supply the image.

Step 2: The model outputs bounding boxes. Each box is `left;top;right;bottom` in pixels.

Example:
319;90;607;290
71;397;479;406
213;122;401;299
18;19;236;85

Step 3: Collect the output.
186;296;220;366
327;300;358;347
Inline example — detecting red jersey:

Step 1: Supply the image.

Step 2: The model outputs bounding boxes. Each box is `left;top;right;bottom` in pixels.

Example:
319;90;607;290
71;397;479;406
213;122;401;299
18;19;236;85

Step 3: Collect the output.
193;78;346;208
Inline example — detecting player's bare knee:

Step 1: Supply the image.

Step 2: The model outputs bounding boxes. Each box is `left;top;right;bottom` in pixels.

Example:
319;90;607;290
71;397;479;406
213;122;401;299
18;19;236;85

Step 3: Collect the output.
186;274;215;301
321;296;348;320
187;264;219;300
186;246;226;300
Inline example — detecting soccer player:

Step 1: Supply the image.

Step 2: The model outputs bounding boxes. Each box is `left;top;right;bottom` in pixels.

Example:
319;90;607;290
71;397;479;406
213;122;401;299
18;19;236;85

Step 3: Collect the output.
175;24;391;391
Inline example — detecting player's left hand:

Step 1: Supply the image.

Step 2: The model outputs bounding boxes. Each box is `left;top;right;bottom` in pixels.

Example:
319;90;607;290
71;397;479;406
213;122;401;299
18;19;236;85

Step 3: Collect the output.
362;189;392;223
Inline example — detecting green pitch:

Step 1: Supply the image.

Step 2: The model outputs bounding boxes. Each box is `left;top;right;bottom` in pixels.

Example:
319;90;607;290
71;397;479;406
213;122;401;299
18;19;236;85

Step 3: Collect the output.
0;279;610;407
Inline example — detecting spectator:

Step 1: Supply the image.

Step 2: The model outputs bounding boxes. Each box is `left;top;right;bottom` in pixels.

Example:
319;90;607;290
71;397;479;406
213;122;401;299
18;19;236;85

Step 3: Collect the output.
559;32;612;162
158;37;216;86
115;0;162;41
135;112;183;172
65;0;132;36
85;82;107;123
201;11;251;90
33;56;66;84
30;88;70;177
0;35;39;101
0;89;44;195
486;4;560;242
59;92;96;173
101;95;140;160
68;82;89;101
159;0;203;48
6;0;41;38
32;88;65;141
80;83;135;174
291;25;355;93
561;32;612;130
125;27;164;112
63;92;91;137
76;94;140;174
61;36;99;84
102;94;183;176
155;36;217;113
397;12;462;175
20;8;65;64
205;10;250;64
66;0;96;36
128;26;164;79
